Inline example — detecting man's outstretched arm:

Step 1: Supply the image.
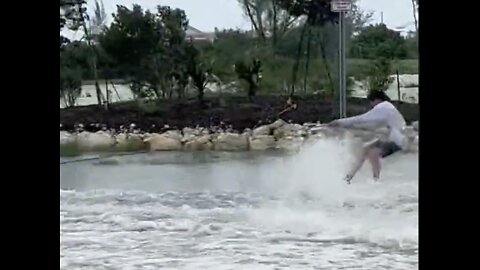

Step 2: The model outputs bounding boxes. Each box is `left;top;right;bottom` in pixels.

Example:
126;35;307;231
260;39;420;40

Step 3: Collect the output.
330;105;387;127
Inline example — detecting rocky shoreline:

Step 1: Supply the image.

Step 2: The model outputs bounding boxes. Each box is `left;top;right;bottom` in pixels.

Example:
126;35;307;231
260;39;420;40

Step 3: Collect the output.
60;119;419;156
60;96;419;156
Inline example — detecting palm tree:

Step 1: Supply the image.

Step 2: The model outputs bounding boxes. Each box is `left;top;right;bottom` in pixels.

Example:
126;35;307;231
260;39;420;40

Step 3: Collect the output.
90;0;107;40
80;0;108;108
89;0;109;107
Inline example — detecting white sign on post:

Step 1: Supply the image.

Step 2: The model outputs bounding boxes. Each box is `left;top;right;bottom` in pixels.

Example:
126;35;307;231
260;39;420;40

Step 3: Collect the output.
331;0;353;12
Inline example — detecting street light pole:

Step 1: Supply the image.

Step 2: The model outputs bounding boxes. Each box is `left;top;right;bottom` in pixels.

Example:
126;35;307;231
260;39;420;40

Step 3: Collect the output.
332;0;352;119
338;11;347;118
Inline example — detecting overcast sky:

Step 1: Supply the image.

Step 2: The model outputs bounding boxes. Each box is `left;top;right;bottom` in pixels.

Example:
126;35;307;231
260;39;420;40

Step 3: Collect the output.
64;0;416;39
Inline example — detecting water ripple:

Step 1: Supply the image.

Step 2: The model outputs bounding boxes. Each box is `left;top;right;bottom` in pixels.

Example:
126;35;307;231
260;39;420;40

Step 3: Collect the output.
61;141;418;269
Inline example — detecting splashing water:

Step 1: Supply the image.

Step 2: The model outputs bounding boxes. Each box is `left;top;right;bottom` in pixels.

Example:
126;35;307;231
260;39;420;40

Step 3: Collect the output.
60;138;418;269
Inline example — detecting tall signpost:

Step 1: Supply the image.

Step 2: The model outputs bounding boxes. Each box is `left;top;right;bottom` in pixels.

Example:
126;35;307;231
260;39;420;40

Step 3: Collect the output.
331;0;352;118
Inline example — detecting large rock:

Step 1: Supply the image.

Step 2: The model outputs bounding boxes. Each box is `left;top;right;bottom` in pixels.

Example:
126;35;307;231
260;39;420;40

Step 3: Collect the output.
142;133;153;141
252;125;271;136
163;130;183;141
243;128;253;136
182;127;209;142
268;119;287;129
114;133;145;151
249;135;276;150
213;132;249;151
276;137;305;152
182;134;196;143
273;123;304;139
309;126;334;137
75;131;116;151
184;135;213;151
182;127;196;141
144;134;182;151
273;124;295;139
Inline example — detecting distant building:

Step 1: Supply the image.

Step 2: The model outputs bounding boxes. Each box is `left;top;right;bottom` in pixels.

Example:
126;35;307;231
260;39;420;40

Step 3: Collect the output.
391;21;416;37
185;26;215;43
62;24;216;44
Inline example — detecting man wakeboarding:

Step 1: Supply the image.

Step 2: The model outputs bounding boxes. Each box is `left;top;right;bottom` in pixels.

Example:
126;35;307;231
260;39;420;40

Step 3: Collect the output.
327;90;408;184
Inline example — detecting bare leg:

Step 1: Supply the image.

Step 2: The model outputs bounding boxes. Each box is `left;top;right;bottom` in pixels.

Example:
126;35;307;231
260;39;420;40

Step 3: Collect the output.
344;148;368;184
347;154;367;177
367;147;382;180
345;145;384;183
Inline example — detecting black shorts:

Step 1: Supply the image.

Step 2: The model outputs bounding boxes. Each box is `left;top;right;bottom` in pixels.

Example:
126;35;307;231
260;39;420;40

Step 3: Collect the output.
372;141;402;158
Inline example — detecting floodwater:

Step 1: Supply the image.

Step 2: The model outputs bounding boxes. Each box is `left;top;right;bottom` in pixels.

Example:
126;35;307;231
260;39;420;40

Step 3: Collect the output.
60;139;418;269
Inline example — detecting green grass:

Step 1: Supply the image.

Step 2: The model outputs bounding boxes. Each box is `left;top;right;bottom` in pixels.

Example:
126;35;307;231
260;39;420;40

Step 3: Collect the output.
390;59;419;74
60;143;82;157
60;140;148;157
138;100;163;114
114;141;148;152
77;58;417;102
347;59;418;80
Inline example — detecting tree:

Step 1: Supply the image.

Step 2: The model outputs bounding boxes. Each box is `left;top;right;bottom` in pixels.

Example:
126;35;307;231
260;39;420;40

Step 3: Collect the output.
60;0;87;46
88;0;112;105
349;24;407;59
155;6;189;99
201;29;256;82
404;33;418;59
60;67;82;108
99;5;190;101
350;2;374;33
90;0;107;38
60;0;107;107
350;24;406;93
99;5;158;99
235;58;263;100
237;0;301;46
184;44;212;103
60;44;83;108
77;0;108;107
274;0;340;26
366;58;393;92
272;0;340;97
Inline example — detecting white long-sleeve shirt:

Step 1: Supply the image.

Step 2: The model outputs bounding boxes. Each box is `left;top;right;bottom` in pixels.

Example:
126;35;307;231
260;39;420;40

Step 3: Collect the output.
337;101;408;149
